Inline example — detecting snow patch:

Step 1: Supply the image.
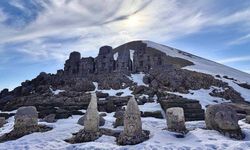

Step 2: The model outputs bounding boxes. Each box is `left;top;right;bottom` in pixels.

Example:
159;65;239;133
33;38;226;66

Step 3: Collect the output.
129;49;135;62
92;82;132;97
113;52;118;61
129;73;148;86
168;87;230;109
49;88;65;95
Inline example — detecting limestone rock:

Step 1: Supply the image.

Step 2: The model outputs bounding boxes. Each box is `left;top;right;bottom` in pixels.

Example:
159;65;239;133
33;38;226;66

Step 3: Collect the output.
14;106;38;130
205;104;244;140
166;107;187;134
117;97;149;145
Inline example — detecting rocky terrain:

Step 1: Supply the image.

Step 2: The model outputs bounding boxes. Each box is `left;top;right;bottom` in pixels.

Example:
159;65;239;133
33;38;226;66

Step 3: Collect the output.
0;40;250;149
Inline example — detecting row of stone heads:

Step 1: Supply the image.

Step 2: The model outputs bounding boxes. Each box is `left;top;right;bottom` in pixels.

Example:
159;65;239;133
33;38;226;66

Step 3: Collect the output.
0;93;246;145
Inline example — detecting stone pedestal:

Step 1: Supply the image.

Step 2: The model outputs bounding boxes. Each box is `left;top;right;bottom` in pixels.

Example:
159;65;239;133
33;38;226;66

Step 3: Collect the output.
166;107;187;134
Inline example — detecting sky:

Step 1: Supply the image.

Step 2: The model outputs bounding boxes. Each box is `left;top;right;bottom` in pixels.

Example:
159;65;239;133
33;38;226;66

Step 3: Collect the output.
0;0;250;91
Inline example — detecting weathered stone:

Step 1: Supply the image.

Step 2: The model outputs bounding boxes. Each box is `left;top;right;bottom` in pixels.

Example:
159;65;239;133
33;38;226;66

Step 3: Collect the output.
84;93;99;132
14;106;38;130
205;104;244;140
0;117;6;128
66;93;101;143
166;107;187;134
42;114;56;123
0;106;52;143
95;46;115;74
78;115;105;126
64;51;81;76
117;97;149;145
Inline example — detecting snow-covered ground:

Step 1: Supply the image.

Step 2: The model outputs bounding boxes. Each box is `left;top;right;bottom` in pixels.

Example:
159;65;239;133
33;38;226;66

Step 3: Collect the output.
1;108;250;150
168;87;230;109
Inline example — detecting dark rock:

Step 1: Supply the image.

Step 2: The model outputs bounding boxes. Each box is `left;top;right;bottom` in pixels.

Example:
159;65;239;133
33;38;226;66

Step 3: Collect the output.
116;92;124;96
96;92;109;98
42;114;56;123
237;83;250;90
0;117;6;128
65;129;102;144
141;111;163;119
113;110;124;128
0;125;52;143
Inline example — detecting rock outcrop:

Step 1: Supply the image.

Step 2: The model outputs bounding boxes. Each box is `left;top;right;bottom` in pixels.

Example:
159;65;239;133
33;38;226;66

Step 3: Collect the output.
205;104;244;140
116;97;149;145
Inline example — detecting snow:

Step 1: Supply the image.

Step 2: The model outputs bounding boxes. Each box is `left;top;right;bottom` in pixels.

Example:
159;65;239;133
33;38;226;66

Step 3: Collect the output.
129;72;148;86
143;40;250;84
168;87;230;109
129;49;135;62
1;110;250;150
138;102;162;112
113;52;118;61
49;88;65;95
92;82;133;97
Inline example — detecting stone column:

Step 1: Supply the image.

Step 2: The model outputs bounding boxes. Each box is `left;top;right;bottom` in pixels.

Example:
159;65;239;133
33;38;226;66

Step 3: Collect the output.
84;93;100;132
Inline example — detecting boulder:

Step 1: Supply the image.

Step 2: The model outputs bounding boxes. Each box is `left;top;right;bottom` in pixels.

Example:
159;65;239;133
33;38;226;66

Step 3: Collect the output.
42;114;56;123
205;104;244;140
14;106;38;130
166;107;187;134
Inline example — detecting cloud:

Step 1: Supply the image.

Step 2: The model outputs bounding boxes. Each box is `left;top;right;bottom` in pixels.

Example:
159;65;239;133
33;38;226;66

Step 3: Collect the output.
0;0;250;65
218;56;250;63
228;33;250;45
0;8;6;22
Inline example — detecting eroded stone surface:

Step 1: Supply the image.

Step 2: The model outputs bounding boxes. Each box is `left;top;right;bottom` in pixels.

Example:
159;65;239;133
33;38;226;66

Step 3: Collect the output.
117;97;149;145
205;104;244;140
166;107;187;134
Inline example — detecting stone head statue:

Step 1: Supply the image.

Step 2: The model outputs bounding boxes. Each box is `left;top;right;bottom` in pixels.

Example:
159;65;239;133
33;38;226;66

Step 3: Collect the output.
124;97;142;136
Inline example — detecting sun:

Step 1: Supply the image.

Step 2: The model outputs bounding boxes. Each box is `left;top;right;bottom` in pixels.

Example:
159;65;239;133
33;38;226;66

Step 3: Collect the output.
124;14;144;28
